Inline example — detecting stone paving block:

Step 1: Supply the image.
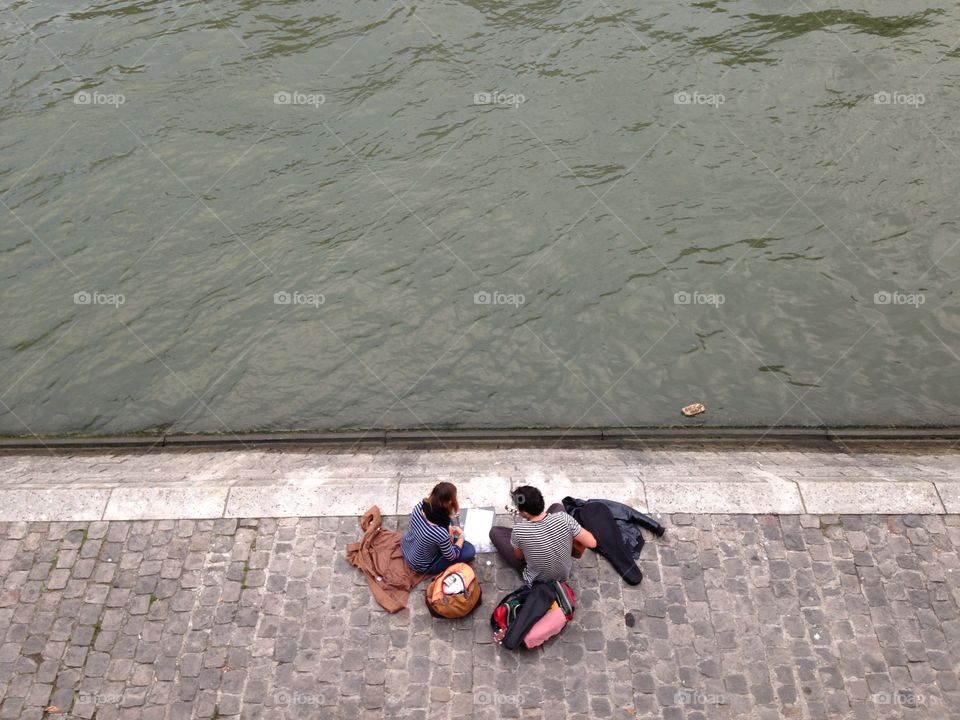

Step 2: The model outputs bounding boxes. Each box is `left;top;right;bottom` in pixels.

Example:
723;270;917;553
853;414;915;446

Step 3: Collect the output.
799;482;943;515
104;489;227;521
933;482;960;514
226;482;397;518
0;490;110;522
645;481;803;514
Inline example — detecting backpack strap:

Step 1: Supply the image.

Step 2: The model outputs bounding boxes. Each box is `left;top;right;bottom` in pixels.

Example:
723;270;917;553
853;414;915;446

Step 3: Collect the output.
489;585;533;632
552;581;575;618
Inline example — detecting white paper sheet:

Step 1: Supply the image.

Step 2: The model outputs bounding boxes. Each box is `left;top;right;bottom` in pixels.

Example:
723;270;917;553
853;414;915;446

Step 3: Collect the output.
460;506;496;554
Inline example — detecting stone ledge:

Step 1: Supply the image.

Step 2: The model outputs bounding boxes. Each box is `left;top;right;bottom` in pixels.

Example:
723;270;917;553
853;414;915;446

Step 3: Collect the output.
0;446;954;520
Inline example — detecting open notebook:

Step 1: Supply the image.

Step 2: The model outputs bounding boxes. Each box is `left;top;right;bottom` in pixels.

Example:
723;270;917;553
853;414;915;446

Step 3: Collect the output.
459;506;496;554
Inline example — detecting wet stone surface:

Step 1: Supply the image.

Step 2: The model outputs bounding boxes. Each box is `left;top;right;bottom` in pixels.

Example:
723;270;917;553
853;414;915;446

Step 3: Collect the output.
0;514;958;719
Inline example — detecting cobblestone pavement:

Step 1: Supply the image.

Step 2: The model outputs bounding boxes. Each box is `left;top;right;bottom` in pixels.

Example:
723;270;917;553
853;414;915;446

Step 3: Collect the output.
0;513;958;719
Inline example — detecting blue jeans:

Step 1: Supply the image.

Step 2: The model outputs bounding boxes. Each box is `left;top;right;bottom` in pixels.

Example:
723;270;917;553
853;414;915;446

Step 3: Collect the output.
424;541;476;575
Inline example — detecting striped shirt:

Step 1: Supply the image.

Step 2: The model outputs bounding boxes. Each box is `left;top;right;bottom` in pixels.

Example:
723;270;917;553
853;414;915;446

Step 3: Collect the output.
400;503;460;573
511;511;583;586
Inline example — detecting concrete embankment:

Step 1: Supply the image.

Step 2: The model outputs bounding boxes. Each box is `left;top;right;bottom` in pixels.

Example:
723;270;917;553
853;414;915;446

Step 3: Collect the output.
0;442;957;521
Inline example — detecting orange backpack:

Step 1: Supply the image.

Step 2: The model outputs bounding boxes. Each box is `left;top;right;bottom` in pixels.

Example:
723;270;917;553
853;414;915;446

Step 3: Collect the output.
424;562;482;619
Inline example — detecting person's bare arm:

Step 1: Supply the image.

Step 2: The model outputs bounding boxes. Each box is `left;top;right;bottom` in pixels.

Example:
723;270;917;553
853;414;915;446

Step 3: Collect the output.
514;547;524;560
574;527;597;549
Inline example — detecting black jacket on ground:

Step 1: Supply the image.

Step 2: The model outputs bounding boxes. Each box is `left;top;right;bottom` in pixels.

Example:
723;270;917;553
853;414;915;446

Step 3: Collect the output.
562;497;665;558
565;501;643;585
502;581;557;650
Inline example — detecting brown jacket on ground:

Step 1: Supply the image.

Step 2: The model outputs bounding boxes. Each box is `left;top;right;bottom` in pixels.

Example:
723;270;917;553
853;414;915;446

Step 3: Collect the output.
346;505;431;613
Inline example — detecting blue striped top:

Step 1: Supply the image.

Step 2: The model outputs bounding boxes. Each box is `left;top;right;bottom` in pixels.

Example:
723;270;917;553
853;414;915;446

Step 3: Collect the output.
400;502;460;572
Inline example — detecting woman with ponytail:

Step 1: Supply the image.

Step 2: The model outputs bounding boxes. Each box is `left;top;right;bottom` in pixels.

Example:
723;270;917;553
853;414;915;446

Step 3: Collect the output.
400;482;476;574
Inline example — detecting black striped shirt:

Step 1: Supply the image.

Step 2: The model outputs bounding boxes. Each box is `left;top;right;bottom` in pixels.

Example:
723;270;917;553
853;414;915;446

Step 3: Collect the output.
401;504;459;572
510;512;582;585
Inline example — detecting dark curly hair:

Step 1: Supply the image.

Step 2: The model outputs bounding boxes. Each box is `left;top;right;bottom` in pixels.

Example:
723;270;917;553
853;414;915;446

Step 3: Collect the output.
511;485;544;515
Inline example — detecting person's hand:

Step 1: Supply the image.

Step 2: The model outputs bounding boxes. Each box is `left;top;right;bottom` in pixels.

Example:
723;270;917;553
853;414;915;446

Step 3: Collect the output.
449;525;463;537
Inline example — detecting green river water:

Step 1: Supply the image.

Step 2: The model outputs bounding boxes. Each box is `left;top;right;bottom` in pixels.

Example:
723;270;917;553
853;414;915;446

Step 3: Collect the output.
1;0;958;435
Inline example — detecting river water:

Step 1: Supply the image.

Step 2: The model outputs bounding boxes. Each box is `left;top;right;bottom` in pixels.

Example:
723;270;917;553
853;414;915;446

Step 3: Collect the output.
1;0;958;435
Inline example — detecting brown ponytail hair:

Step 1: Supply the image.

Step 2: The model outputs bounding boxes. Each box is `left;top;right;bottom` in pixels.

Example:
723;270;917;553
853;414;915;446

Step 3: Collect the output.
426;481;458;515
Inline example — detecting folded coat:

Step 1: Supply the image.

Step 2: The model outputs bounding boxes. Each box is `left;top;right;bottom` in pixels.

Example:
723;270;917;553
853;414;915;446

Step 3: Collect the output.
346;505;431;613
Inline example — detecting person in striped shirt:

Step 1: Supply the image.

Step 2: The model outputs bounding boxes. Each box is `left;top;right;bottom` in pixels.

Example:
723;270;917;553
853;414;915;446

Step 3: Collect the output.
490;485;597;586
401;482;476;574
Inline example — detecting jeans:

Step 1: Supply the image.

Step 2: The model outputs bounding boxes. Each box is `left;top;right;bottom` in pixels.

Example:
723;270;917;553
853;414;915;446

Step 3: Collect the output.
423;541;476;575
